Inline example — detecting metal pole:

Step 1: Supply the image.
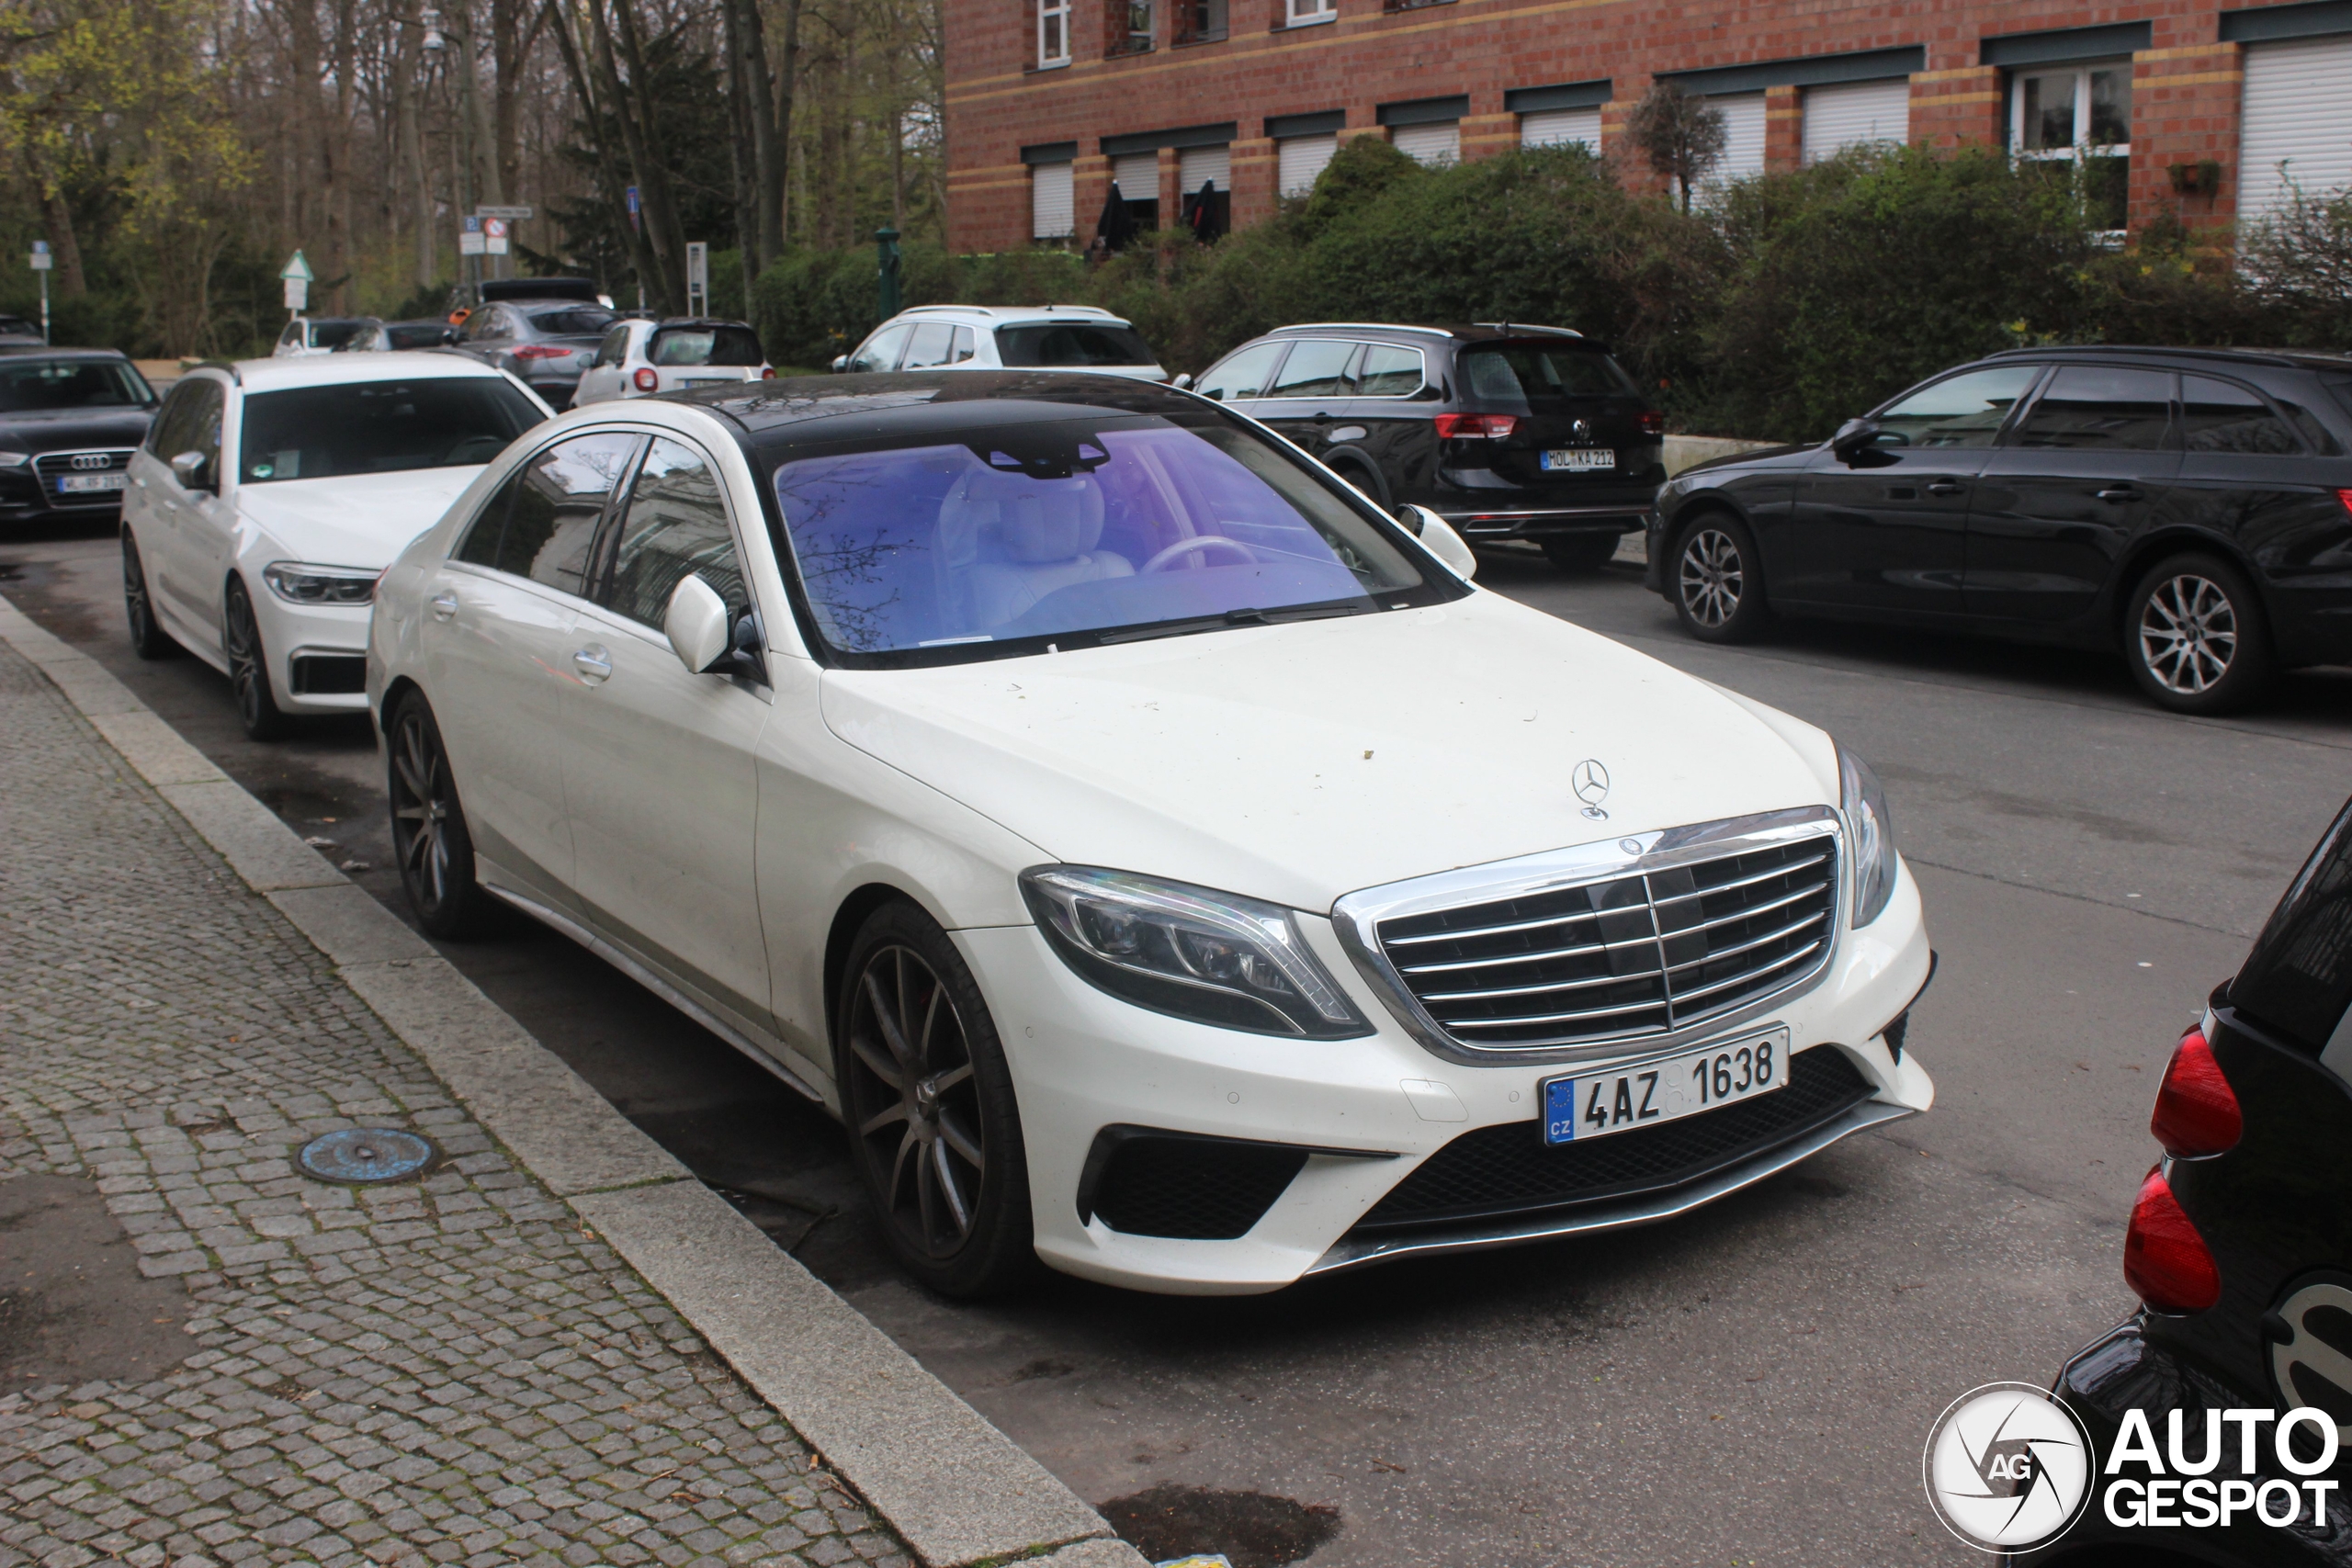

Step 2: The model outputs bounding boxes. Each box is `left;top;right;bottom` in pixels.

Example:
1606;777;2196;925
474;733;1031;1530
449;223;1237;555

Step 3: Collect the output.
39;268;48;344
876;228;901;321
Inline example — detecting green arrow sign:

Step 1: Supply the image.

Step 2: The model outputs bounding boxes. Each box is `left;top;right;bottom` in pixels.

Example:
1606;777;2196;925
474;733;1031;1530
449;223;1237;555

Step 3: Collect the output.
280;250;314;283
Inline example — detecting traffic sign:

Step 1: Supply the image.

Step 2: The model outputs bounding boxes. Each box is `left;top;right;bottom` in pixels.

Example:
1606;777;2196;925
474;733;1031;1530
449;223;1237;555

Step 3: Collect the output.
280;250;313;283
475;205;534;220
458;216;485;256
28;241;51;273
484;218;509;256
626;186;641;232
285;277;308;310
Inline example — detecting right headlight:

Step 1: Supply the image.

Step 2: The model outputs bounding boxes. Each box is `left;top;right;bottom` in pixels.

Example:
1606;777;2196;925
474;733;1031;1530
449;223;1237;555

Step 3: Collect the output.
1838;743;1897;928
1020;865;1371;1039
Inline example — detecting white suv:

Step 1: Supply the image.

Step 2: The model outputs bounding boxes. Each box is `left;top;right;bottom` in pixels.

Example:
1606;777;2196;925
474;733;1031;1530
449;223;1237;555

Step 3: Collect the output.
831;304;1167;381
121;353;550;739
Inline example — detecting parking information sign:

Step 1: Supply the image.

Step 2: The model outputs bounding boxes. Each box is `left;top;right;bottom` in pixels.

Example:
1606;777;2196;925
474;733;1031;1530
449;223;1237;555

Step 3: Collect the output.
280;250;311;312
458;216;485;256
28;240;50;272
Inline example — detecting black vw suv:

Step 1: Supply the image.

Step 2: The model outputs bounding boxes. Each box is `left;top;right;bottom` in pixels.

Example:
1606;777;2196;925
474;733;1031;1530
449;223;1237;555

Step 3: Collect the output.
1648;346;2352;714
1193;322;1665;571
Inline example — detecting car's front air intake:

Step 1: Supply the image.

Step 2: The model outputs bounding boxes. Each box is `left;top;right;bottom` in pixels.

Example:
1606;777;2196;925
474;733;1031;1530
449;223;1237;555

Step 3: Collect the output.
1374;834;1838;1052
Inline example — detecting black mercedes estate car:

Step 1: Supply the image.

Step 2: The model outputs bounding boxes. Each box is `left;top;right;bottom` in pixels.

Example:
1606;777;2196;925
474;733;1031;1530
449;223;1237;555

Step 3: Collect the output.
2037;795;2352;1565
0;348;161;525
1648;346;2352;713
1193;322;1665;571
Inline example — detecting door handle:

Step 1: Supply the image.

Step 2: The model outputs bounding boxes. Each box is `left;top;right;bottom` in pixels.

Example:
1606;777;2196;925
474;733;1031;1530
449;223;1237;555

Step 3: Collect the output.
1926;480;1967;496
429;592;458;622
572;645;613;682
2097;485;2143;502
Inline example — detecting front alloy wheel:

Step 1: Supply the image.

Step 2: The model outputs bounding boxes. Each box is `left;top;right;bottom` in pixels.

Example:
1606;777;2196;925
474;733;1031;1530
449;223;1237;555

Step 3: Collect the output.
1672;513;1770;643
221;577;288;740
838;903;1033;1297
2125;553;2274;715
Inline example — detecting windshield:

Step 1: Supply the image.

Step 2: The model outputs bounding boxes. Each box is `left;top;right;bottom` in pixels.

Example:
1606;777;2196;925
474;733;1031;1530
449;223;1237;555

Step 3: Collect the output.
770;412;1451;666
1458;344;1634;405
650;325;764;367
239;378;545;482
530;308;617;336
386;322;451;349
0;358;153;412
995;323;1157;368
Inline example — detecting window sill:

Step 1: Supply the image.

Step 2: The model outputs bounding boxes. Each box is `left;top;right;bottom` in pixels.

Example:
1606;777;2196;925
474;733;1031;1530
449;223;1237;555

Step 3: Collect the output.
1106;40;1154;56
1272;11;1337;29
1173;28;1229;45
1026;59;1072;73
1382;0;1454;12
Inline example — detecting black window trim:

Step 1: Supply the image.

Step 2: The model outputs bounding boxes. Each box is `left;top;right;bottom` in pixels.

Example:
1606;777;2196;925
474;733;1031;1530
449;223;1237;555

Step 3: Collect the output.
1249;338;1429;401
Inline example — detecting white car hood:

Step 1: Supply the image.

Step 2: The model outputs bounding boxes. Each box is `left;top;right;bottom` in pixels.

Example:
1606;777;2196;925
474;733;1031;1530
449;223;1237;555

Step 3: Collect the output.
234;468;483;569
820;592;1838;914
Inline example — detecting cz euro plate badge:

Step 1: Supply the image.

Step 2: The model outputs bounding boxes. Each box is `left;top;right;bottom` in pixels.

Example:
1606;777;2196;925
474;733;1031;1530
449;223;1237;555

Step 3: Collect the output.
1542;1026;1790;1145
1540;447;1613;473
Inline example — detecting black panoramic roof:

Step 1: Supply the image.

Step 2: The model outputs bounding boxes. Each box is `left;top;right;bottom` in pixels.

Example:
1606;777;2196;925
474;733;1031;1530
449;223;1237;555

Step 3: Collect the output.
1984;344;2352;373
690;369;1201;445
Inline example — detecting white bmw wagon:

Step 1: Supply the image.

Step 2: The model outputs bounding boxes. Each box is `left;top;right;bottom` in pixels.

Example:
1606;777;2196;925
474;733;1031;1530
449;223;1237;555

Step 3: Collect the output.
367;370;1936;1297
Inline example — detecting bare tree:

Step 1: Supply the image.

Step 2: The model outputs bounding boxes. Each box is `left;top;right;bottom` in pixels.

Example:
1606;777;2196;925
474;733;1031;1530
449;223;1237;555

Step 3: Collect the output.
1623;80;1727;214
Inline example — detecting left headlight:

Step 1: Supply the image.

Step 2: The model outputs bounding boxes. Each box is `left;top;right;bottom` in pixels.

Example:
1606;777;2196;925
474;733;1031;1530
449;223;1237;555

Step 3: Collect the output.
1838;743;1897;928
262;561;380;605
1021;865;1371;1039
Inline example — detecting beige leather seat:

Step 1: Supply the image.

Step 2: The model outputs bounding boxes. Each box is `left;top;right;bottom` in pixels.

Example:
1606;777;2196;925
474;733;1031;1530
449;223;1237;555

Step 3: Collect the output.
936;465;1134;632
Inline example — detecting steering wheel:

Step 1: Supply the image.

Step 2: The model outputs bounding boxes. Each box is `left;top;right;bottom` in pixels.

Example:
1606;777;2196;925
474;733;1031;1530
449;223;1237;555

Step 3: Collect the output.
1141;535;1258;573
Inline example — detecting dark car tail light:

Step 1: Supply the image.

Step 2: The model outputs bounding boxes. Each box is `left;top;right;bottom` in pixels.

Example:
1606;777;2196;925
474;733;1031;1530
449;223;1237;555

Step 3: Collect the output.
513;344;570;360
1434;412;1518;440
2336;488;2352;516
2124;1166;2222;1313
762;366;776;378
1639;409;1666;438
2151;1027;2241;1157
633;367;659;391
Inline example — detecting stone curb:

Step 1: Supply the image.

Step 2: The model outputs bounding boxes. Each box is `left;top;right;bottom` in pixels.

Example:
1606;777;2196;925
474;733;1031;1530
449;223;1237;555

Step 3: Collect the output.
0;597;1147;1568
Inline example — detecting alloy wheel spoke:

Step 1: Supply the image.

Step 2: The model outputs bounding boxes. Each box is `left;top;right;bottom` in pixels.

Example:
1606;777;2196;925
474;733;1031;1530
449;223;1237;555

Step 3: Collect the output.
888;1126;919;1213
915;1134;940;1245
848;1029;905;1091
862;969;917;1069
931;1139;972;1236
929;1062;974;1096
935;1107;983;1169
858;1102;909;1138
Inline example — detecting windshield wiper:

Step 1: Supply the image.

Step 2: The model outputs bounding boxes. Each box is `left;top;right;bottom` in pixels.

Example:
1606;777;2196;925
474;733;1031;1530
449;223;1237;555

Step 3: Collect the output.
1095;601;1372;647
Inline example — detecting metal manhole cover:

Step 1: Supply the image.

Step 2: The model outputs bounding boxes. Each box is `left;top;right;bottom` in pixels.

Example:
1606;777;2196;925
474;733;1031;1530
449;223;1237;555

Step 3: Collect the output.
297;1128;435;1184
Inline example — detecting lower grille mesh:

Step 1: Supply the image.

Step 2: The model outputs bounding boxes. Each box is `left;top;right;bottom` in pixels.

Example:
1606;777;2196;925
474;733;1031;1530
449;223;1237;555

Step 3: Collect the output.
1087;1134;1308;1240
1352;1047;1873;1235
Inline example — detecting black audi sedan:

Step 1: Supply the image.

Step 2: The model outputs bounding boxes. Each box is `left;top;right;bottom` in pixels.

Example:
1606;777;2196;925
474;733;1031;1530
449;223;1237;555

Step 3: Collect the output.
2034;795;2352;1565
0;348;161;525
1648;346;2352;714
1193;322;1666;571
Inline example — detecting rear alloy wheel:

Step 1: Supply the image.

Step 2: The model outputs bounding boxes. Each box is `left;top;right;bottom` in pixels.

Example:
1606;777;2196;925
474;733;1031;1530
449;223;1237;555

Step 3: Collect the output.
122;529;179;660
1672;513;1771;643
220;577;289;739
837;902;1035;1298
387;693;494;938
1540;533;1622;573
2125;553;2275;716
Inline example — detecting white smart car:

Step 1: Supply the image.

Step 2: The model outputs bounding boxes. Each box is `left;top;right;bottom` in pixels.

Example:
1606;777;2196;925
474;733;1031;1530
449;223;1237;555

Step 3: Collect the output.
367;371;1934;1297
572;317;772;406
122;353;549;738
832;304;1168;381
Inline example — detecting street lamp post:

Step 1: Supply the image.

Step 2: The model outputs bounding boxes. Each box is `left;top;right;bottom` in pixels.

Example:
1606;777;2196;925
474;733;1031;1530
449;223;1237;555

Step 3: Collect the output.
28;241;50;344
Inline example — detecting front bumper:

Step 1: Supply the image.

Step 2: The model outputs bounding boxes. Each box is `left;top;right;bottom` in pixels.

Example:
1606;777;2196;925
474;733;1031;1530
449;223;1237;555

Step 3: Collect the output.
2043;1320;2352;1563
253;591;372;715
959;856;1934;1295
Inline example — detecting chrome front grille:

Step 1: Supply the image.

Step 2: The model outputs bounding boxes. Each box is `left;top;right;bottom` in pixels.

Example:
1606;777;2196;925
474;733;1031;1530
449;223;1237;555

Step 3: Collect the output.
1369;830;1838;1054
33;448;134;507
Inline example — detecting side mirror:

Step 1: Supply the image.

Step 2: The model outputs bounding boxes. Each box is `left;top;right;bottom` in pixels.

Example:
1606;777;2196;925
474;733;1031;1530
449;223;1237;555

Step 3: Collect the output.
442;327;460;345
1831;418;1900;465
831;355;851;373
663;574;732;674
169;450;211;491
1396;503;1477;581
1170;372;1194;390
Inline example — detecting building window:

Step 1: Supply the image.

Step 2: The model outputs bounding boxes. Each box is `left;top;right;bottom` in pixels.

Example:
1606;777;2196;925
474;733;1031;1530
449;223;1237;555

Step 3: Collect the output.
1032;160;1075;239
1174;0;1226;43
2239;35;2352;224
1111;152;1159;228
1108;0;1152;55
1801;78;1911;164
1390;120;1459;166
1179;143;1231;239
1037;0;1071;67
1520;107;1600;152
1284;0;1335;27
1278;132;1339;196
2010;64;2131;231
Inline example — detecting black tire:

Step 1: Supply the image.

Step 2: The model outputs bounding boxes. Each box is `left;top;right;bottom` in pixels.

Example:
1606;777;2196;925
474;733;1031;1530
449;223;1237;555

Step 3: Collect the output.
1669;512;1773;643
2123;552;2276;716
1329;458;1387;507
122;528;179;660
1540;533;1622;572
835;901;1036;1298
386;692;497;939
220;576;289;740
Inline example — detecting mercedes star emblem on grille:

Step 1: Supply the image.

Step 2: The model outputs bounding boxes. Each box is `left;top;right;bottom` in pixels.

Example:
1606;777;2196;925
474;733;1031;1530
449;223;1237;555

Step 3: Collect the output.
71;453;111;470
1573;759;1611;818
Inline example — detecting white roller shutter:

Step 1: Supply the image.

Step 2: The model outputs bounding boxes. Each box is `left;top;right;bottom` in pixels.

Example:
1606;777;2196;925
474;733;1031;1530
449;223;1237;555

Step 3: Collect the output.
1521;107;1601;152
1277;133;1338;197
1031;162;1074;239
1111;152;1158;202
1802;77;1911;163
2241;34;2352;224
1391;120;1460;166
1178;142;1230;192
1709;94;1768;184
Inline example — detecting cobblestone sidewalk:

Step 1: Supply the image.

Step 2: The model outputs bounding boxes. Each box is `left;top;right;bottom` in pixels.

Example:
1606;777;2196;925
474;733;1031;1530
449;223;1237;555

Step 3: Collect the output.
0;637;907;1568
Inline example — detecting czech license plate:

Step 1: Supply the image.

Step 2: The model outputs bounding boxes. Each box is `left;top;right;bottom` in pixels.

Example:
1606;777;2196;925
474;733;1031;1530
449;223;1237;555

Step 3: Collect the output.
59;472;126;493
1541;1027;1790;1145
1541;447;1614;473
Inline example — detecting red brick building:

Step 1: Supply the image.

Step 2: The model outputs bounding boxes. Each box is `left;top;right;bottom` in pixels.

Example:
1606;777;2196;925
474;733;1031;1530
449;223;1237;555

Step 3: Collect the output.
944;0;2352;252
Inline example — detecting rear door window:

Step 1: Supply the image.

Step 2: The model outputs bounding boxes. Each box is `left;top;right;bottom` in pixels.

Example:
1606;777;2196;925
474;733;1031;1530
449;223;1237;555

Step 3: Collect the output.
1266;340;1359;399
2011;366;2174;451
1354;344;1425;397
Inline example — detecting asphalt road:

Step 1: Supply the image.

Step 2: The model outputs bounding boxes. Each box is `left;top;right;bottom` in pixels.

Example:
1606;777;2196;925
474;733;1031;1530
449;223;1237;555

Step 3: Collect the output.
8;517;2349;1567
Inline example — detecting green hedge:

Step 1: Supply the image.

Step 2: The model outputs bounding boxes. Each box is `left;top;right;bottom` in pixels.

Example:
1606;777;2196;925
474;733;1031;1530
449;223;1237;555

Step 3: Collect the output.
750;139;2351;442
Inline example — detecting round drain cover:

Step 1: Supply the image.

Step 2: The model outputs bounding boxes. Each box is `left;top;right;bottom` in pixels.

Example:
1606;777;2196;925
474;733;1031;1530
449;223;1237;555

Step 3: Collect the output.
298;1128;435;1184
